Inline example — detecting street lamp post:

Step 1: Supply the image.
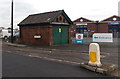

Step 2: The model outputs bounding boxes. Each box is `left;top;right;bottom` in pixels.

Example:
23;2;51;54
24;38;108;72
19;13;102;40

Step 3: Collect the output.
11;0;14;43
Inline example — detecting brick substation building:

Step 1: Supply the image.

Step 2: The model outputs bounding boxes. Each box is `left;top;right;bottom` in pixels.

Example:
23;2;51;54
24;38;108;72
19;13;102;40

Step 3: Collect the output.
18;10;76;46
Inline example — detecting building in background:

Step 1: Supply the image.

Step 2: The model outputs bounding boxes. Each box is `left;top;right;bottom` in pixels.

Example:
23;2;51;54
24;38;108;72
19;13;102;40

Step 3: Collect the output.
18;10;74;46
88;15;120;38
73;17;94;37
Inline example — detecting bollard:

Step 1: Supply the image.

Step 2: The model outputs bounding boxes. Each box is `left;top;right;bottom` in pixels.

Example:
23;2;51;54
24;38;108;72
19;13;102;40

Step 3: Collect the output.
88;43;102;67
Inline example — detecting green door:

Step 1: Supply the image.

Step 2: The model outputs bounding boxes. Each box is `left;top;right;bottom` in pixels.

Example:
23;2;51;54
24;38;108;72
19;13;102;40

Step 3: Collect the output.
52;26;68;45
61;26;68;44
52;26;61;45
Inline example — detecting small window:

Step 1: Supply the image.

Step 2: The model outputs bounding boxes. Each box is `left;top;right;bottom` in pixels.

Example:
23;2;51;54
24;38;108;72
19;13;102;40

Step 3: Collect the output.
109;29;112;33
84;29;87;32
59;16;62;21
80;26;83;28
56;18;58;22
84;26;87;28
76;25;79;28
80;30;83;33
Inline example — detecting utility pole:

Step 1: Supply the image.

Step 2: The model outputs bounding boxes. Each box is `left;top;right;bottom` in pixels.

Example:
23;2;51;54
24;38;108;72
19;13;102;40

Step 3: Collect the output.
11;0;14;43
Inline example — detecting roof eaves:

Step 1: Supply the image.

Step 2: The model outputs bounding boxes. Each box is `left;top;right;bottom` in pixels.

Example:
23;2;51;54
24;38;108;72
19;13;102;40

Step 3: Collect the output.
18;22;50;26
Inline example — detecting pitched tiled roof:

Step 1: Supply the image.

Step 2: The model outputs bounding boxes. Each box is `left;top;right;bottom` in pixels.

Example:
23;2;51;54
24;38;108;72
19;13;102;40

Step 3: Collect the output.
18;10;72;26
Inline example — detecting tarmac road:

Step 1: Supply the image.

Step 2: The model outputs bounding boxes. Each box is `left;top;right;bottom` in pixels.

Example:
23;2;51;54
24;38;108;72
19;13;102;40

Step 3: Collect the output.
2;42;118;66
2;52;107;77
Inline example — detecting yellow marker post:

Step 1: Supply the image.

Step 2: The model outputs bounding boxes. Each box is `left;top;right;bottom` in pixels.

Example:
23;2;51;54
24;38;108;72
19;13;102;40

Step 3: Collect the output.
90;52;96;62
88;43;102;67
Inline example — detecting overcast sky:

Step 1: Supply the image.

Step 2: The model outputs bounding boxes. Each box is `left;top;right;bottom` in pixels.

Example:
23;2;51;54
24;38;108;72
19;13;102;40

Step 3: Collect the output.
0;0;120;28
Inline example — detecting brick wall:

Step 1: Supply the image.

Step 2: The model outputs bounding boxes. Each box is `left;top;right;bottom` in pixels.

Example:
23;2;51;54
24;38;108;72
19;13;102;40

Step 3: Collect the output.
20;24;72;46
98;23;108;33
87;23;108;37
87;23;97;37
20;25;52;45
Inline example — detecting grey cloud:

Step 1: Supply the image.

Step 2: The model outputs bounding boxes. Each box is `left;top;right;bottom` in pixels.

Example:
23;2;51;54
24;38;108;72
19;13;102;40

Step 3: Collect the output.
14;1;36;27
0;1;35;27
15;1;35;14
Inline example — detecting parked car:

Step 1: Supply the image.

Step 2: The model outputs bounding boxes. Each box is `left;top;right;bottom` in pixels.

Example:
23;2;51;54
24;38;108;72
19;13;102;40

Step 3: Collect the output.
13;32;20;41
0;29;11;39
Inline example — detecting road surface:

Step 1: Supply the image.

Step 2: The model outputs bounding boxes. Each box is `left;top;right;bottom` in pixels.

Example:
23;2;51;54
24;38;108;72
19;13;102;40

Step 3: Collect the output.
2;52;107;77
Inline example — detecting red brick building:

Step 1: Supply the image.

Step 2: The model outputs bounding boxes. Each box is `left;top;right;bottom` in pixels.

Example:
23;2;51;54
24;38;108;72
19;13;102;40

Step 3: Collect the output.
73;17;94;37
87;15;120;37
18;10;75;46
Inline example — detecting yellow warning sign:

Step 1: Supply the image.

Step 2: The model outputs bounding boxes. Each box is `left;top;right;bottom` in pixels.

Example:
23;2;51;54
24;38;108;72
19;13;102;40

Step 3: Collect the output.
58;28;62;32
90;52;96;62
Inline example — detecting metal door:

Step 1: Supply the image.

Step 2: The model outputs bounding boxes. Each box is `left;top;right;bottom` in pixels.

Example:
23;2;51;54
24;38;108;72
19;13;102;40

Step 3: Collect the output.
52;26;68;45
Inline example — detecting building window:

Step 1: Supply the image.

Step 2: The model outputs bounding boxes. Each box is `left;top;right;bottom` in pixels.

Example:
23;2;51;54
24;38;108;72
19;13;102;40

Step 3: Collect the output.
76;25;80;28
80;26;83;28
80;29;83;33
56;18;58;22
84;29;87;32
83;26;87;28
109;29;112;33
59;16;62;21
76;29;79;33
